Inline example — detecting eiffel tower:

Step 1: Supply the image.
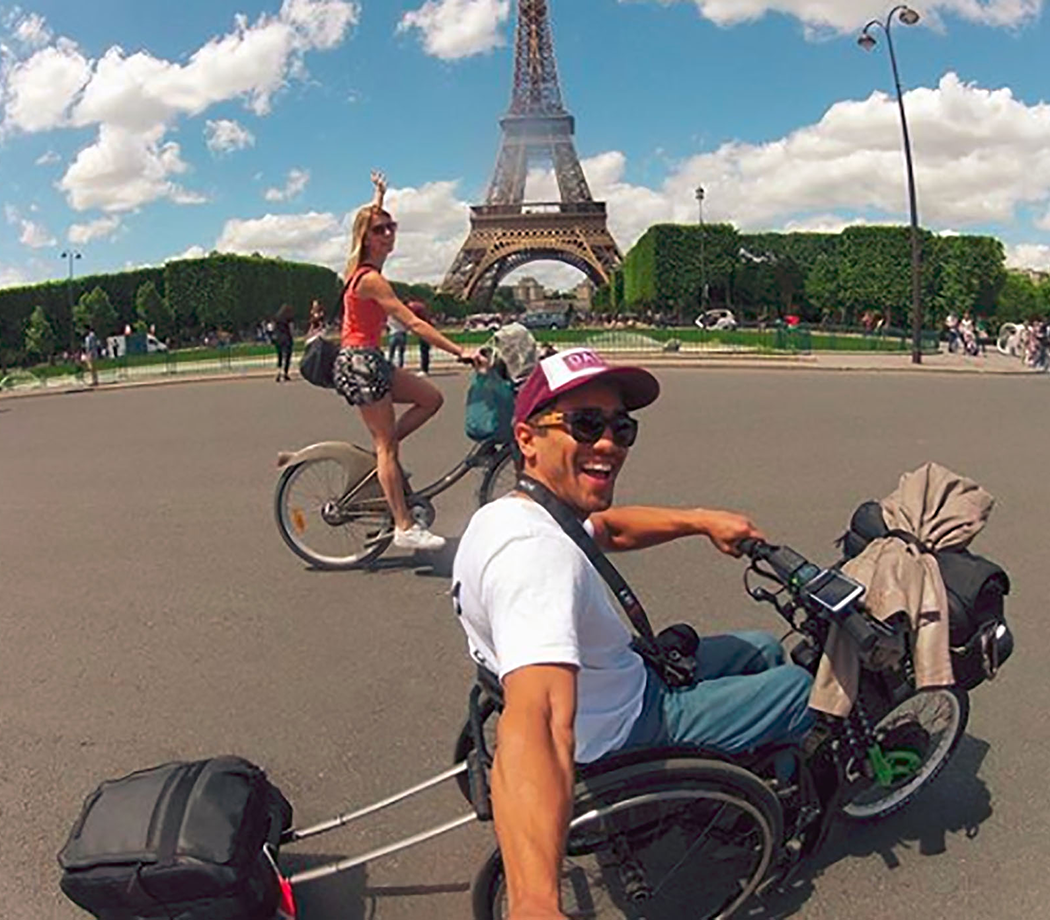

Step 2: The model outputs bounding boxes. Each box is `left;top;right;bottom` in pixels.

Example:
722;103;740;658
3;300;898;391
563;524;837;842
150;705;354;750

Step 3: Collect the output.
441;0;621;303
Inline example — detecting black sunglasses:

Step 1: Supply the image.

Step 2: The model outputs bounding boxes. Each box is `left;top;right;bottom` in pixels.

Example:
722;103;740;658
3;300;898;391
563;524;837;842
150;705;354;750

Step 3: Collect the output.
532;408;639;448
370;221;398;236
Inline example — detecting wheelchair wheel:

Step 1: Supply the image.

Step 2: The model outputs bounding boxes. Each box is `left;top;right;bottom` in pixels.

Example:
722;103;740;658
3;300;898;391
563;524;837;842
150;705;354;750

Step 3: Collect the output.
842;686;969;822
473;758;781;920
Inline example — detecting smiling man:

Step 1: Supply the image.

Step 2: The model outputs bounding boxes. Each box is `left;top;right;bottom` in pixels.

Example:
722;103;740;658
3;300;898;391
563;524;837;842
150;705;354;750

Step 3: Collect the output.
452;348;814;919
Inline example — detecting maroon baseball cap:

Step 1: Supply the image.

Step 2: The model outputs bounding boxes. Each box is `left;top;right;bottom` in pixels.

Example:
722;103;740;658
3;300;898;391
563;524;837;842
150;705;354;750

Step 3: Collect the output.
513;348;660;426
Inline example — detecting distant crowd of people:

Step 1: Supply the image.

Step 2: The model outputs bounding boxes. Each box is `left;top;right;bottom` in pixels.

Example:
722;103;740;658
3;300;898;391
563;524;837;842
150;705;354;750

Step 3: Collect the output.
944;311;989;357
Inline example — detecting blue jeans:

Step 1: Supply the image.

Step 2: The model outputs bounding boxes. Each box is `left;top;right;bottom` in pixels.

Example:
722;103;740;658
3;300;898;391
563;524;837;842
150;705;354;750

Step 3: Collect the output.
622;631;814;757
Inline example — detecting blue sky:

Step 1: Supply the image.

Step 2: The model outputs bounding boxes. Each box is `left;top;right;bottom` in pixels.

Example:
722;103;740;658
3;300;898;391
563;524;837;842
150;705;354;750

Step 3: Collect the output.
1;0;1049;291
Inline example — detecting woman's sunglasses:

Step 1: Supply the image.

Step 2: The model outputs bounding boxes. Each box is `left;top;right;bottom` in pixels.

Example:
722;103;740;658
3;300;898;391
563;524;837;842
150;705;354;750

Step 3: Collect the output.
531;408;639;448
370;221;398;236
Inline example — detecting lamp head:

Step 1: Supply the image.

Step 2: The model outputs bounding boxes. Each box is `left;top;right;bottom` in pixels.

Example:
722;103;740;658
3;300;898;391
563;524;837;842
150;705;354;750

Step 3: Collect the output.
898;6;921;25
857;30;877;51
695;186;705;201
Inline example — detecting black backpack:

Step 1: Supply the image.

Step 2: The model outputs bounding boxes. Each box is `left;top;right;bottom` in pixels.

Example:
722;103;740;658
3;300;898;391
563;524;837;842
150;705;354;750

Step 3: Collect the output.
840;501;1013;690
58;756;292;920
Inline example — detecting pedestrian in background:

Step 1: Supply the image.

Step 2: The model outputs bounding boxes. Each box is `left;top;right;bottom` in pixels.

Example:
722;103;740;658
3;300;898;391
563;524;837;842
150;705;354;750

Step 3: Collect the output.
406;300;432;375
83;327;100;387
308;299;326;336
387;313;408;368
272;303;294;382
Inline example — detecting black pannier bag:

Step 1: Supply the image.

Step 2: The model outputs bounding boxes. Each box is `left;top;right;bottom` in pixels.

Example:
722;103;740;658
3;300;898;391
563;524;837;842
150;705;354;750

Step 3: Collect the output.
299;335;339;389
58;756;292;920
840;501;1013;690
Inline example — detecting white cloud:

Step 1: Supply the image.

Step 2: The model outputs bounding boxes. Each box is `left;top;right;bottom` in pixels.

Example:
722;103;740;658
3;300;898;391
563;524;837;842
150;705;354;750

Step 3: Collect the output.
58;124;200;212
12;12;52;48
1;0;360;211
1006;243;1050;271
34;149;61;165
68;215;122;244
204;118;255;154
398;0;511;60
2;39;91;132
264;167;310;201
0;263;28;288
216;210;347;266
18;218;56;248
648;0;1042;33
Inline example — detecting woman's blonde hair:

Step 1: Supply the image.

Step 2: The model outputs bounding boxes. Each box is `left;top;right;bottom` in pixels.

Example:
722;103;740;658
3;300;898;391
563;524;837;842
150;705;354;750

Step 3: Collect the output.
343;204;390;280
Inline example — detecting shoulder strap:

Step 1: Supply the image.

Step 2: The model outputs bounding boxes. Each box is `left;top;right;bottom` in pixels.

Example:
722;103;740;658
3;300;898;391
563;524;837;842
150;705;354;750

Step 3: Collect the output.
515;476;661;654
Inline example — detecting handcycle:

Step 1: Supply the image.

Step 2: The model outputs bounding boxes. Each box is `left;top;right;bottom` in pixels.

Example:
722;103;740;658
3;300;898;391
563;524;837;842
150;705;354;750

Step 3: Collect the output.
277;536;1007;919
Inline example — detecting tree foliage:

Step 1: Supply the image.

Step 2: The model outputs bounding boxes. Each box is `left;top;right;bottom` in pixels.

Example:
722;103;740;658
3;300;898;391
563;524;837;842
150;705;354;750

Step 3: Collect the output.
621;223;1012;327
24;305;55;362
73;287;118;337
135;281;174;339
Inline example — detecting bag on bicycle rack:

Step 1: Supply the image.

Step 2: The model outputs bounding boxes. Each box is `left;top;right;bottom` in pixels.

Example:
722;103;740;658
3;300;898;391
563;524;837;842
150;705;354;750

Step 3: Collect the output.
840;500;1013;690
58;756;292;920
299;335;339;389
465;370;516;443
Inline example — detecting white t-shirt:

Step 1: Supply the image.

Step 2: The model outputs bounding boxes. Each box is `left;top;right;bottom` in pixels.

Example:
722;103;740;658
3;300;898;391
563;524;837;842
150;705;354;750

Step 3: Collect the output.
452;496;647;763
387;314;406;334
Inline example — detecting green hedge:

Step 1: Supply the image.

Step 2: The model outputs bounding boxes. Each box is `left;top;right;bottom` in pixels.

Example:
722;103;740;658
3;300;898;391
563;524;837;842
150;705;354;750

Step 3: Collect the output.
620;224;1008;329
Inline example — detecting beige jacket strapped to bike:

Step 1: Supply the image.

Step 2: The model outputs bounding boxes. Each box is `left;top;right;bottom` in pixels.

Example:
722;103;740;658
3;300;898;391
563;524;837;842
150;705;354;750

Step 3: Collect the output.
811;462;994;717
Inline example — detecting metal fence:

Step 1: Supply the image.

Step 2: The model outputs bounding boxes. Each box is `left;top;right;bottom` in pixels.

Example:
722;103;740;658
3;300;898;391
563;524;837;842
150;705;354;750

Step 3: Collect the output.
1;324;941;394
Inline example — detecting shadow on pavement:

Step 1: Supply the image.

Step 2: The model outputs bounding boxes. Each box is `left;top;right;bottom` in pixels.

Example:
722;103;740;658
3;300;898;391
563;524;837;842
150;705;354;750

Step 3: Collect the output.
750;733;992;919
299;538;460;580
279;853;470;919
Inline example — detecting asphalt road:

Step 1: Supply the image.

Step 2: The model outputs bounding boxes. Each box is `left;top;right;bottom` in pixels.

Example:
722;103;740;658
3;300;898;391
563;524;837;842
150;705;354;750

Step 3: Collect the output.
2;368;1048;920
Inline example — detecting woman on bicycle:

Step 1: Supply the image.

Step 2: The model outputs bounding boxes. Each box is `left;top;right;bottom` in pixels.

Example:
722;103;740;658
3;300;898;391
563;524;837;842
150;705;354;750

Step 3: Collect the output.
335;171;474;551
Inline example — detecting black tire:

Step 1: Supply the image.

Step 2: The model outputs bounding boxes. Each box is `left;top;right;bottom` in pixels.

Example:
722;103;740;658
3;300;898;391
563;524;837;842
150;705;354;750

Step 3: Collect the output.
842;686;969;822
274;460;392;569
473;757;782;920
477;445;516;506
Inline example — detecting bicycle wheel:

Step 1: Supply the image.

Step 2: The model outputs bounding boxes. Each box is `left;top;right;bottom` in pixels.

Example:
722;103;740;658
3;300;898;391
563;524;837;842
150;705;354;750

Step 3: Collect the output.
473;759;780;920
275;459;392;569
842;686;969;822
477;445;516;506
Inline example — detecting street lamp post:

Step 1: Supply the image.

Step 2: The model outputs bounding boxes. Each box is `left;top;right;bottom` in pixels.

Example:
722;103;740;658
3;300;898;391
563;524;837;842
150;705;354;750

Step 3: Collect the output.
60;249;82;347
858;5;923;364
695;186;708;312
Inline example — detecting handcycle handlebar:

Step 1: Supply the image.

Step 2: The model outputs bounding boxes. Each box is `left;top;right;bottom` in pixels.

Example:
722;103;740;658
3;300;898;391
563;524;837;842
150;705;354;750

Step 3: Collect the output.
737;538;884;653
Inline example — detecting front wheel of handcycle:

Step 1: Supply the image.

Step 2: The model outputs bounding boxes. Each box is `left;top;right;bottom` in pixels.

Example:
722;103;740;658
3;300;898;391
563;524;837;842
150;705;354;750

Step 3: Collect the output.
842;685;969;823
473;758;781;920
275;459;393;569
477;444;517;506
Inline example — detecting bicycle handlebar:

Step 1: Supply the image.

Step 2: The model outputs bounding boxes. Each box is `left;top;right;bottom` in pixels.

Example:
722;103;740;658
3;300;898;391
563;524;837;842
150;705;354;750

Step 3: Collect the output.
737;538;882;653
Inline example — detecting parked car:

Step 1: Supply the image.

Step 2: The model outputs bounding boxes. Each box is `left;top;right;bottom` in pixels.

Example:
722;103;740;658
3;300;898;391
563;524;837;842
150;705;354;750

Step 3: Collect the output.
694;308;737;331
464;313;503;333
522;310;570;330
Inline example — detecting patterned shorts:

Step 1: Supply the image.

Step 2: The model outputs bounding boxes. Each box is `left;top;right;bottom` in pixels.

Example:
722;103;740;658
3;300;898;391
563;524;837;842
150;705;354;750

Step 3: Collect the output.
333;347;393;406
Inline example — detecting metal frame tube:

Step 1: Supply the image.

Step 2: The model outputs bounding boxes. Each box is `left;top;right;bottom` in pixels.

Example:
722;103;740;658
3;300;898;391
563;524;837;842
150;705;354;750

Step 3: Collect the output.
287;813;478;886
283;761;468;844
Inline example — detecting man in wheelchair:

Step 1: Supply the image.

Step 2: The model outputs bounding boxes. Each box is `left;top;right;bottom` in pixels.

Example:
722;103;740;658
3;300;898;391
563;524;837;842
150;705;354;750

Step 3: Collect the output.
452;348;814;920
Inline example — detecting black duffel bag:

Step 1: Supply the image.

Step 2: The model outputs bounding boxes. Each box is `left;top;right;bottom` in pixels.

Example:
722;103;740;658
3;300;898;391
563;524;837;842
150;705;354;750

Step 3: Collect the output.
299;335;339;389
840;501;1013;690
58;756;292;920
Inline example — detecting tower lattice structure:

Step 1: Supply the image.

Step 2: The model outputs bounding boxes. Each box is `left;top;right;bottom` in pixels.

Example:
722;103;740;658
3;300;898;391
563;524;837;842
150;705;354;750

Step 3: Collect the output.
441;0;621;303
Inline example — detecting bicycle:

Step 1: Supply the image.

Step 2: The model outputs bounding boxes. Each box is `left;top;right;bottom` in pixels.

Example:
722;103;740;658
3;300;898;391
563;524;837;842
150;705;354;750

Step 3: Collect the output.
274;435;517;569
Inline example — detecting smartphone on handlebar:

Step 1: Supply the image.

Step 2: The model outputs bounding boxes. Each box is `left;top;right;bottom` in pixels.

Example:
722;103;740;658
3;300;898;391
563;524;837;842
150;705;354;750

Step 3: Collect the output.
799;567;866;619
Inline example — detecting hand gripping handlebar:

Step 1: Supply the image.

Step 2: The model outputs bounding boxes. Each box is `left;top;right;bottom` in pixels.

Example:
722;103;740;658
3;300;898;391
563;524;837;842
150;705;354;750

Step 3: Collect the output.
737;538;883;653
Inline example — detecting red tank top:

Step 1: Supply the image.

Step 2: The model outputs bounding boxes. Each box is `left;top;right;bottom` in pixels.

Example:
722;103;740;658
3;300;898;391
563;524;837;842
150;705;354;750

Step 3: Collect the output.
341;266;386;348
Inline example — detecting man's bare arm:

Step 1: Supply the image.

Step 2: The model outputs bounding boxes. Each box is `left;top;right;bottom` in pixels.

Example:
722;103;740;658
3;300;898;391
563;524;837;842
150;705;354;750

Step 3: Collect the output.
588;506;764;555
492;664;577;920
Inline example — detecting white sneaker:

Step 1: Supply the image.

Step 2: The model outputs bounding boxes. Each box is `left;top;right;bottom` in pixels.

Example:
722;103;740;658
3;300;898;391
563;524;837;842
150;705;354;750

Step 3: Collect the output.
393;523;446;552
